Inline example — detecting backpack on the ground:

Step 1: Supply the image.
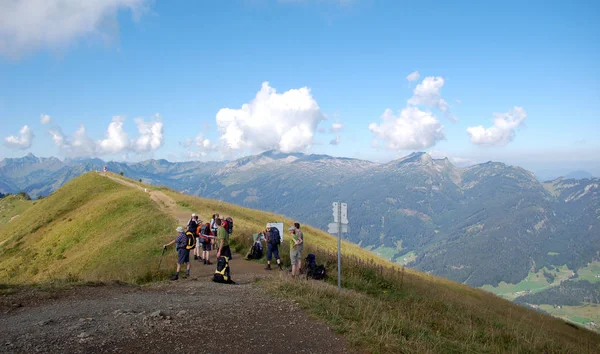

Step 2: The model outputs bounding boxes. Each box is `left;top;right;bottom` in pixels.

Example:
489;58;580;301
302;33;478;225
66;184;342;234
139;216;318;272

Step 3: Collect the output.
304;254;326;280
185;231;196;250
247;242;263;260
213;256;234;284
311;265;327;280
269;227;281;246
226;217;233;233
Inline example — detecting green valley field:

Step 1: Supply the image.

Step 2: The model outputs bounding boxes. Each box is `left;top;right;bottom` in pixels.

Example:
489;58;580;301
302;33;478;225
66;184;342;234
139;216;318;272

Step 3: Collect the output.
1;172;599;353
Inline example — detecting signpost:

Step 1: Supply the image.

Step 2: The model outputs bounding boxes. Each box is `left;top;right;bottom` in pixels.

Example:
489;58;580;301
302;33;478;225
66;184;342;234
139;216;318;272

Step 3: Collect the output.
330;201;348;292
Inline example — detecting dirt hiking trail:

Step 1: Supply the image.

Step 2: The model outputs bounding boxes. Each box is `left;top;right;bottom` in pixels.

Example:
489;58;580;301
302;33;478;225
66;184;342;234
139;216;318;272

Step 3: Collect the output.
0;174;352;353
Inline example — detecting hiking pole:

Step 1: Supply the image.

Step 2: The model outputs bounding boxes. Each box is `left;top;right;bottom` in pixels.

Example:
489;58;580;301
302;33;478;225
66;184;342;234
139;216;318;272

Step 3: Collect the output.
157;245;167;273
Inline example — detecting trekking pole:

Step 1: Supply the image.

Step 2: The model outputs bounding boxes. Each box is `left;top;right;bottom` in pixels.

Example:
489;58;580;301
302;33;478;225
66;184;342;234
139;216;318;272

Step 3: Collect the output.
157;245;167;274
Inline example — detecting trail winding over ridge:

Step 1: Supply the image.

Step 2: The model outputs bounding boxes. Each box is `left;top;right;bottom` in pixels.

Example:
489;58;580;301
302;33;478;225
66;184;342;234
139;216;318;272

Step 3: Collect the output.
0;173;351;353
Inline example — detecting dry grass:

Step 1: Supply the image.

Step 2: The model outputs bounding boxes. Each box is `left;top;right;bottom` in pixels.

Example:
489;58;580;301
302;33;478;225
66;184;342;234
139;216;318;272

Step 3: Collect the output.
263;271;600;353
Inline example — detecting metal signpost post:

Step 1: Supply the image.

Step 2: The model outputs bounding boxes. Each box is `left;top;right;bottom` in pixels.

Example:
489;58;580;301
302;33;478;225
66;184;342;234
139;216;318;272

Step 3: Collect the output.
329;202;348;292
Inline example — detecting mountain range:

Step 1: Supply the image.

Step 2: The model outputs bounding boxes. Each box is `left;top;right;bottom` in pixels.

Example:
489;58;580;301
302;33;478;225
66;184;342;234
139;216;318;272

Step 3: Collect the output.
1;151;598;288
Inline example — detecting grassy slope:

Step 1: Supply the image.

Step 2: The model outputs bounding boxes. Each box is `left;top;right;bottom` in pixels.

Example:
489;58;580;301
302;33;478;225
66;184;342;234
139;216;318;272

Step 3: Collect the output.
0;195;34;227
0;173;175;283
163;188;600;353
1;173;599;352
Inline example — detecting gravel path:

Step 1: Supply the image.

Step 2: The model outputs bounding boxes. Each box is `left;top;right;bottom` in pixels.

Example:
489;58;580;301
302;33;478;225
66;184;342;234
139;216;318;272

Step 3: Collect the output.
1;270;351;353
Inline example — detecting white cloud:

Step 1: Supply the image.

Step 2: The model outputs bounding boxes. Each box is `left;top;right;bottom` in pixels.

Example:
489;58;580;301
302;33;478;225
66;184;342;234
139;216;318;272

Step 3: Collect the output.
4;125;34;150
48;114;164;157
0;0;148;58
132;114;164;153
408;76;450;113
406;71;420;82
330;122;343;133
329;135;340;145
40;114;52;125
369;107;445;150
98;116;129;154
216;81;326;154
184;133;218;159
467;107;527;146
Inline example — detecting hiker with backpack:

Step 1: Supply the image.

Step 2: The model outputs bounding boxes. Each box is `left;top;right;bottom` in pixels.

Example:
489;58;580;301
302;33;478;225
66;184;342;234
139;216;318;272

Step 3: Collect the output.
216;218;232;261
163;226;194;280
222;216;233;259
210;213;219;251
199;222;213;265
265;227;283;271
289;226;303;277
187;214;199;261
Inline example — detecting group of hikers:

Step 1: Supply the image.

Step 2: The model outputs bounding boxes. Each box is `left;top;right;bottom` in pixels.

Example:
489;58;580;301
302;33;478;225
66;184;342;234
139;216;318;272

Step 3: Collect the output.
162;212;305;282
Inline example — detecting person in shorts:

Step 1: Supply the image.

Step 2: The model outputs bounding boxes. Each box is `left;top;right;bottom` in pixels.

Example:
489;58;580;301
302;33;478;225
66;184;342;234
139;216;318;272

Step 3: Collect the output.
265;227;282;271
216;218;232;261
294;222;304;272
289;226;303;277
163;226;191;280
200;222;213;265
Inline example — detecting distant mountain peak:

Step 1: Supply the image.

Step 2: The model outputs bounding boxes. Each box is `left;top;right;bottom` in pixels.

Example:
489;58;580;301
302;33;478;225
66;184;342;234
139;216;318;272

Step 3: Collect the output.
391;152;433;166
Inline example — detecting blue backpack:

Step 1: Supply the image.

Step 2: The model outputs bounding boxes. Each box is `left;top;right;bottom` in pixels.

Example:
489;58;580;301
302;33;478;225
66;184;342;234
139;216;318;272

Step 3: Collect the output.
269;227;281;245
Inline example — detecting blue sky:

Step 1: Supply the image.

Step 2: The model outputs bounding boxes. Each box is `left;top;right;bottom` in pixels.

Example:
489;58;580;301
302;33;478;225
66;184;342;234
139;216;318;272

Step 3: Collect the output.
1;0;599;177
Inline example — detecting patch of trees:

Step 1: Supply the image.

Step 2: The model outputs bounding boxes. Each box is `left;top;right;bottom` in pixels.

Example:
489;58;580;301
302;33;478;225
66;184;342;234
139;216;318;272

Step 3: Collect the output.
0;192;31;200
515;280;600;306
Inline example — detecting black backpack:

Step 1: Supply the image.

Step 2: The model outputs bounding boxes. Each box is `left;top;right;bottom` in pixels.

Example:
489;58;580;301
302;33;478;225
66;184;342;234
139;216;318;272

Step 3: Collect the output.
187;220;198;235
311;265;326;280
213;256;234;284
269;227;281;246
250;242;263;259
226;217;233;233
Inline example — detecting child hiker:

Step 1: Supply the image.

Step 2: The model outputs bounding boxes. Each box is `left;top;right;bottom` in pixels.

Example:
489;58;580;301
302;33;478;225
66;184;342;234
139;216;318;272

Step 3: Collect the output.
163;226;191;280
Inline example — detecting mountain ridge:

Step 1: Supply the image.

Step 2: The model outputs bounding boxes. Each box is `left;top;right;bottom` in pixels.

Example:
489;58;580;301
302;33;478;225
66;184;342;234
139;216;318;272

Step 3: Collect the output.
1;151;598;289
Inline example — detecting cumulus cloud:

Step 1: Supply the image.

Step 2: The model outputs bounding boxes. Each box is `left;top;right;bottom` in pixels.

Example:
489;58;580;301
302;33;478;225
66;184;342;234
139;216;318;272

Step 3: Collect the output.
0;0;148;58
98;116;129;154
406;71;420;82
132;114;164;153
184;133;218;159
40;114;52;125
48;114;164;157
329;135;340;145
330;122;343;133
369;107;445;150
467;107;527;146
4;125;34;150
215;81;326;154
408;76;450;113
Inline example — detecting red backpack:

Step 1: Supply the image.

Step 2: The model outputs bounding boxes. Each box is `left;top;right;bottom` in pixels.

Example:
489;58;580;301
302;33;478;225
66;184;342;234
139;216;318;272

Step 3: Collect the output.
222;219;228;232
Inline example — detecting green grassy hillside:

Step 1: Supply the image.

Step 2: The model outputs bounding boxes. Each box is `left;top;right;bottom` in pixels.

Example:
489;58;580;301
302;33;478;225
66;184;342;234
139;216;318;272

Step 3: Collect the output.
1;173;599;353
0;193;34;227
0;173;175;283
